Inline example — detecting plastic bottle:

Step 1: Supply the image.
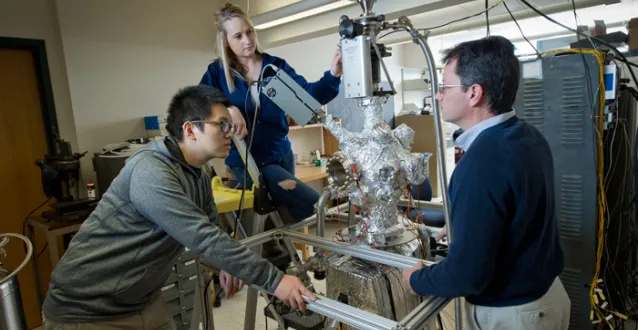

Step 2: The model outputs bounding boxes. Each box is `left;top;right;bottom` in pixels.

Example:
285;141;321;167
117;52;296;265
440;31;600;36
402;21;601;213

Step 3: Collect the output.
87;180;96;199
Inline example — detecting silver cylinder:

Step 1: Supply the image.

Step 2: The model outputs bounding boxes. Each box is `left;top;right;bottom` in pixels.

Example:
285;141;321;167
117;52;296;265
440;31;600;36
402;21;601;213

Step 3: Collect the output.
0;269;27;330
316;189;332;240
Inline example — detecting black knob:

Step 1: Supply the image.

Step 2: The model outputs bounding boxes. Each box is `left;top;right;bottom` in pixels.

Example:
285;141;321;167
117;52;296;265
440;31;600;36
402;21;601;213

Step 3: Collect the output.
339;18;363;39
313;271;326;280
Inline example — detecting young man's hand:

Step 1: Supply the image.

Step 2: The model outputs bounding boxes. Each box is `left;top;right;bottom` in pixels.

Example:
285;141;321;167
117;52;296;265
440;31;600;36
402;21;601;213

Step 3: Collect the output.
274;275;316;312
219;271;244;299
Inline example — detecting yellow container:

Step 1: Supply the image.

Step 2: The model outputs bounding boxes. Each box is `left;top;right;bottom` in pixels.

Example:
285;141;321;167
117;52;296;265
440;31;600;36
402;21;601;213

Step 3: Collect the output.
211;176;254;213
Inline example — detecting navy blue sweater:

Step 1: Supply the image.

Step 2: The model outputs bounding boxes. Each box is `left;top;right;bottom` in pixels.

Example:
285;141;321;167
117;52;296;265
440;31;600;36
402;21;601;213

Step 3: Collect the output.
410;116;565;307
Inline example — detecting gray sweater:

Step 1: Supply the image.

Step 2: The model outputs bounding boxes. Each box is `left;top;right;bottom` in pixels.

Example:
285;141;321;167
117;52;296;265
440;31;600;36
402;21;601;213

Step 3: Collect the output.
43;137;283;322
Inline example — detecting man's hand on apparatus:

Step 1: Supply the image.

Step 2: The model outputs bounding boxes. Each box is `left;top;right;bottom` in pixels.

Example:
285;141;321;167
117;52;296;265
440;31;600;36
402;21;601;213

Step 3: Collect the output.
228;106;248;138
219;271;244;299
436;225;448;242
330;48;343;78
274;274;316;312
402;262;425;295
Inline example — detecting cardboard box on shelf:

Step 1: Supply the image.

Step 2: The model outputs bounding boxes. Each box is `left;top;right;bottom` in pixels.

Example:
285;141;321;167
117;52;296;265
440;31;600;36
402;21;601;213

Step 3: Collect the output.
592;20;607;37
395;114;441;198
628;18;638;51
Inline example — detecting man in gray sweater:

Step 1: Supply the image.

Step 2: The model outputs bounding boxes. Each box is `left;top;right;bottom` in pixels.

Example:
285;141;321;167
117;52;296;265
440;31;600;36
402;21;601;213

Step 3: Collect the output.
42;85;314;329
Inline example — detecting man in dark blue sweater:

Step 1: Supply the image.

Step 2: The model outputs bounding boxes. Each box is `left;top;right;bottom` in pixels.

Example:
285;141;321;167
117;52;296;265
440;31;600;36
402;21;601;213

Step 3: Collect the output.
402;36;570;329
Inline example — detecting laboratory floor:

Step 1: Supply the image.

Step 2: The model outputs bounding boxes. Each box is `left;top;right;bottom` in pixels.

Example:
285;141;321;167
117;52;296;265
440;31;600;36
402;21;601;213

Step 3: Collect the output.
31;221;459;330
210;221;460;330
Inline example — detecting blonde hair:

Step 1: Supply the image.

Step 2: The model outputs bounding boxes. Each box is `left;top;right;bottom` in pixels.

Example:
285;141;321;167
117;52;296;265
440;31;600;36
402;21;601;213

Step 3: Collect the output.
215;3;264;93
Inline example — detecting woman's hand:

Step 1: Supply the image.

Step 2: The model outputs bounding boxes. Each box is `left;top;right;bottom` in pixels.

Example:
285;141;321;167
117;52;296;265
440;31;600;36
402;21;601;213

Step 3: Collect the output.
330;48;342;78
228;106;248;138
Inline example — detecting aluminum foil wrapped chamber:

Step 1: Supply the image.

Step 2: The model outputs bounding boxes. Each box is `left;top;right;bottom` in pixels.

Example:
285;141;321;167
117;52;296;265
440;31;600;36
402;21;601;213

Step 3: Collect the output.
320;96;435;329
325;240;436;330
323;97;430;245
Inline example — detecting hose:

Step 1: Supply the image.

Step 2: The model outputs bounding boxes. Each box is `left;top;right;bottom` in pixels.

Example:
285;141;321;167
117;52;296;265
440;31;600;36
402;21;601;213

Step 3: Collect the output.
0;234;33;286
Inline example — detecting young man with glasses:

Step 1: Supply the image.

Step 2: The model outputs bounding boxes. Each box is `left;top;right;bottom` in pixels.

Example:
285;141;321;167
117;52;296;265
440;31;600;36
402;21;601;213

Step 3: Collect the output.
42;85;314;330
402;36;570;329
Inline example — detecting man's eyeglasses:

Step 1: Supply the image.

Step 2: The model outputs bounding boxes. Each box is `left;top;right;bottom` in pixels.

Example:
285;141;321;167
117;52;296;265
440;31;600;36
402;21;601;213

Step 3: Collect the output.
190;120;237;134
438;84;467;94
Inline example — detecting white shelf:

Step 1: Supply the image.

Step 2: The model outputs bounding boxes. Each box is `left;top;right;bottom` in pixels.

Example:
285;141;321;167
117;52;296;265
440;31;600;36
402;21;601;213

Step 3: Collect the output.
289;123;323;130
403;78;430;91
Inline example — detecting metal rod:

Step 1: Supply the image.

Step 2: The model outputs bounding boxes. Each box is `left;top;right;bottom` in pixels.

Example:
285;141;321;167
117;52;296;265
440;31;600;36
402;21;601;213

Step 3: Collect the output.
371;38;396;94
400;297;450;329
238;228;278;248
280;229;435;268
411;26;463;330
287;202;350;232
302;294;398;330
232;136;261;186
316;189;332;239
397;199;443;211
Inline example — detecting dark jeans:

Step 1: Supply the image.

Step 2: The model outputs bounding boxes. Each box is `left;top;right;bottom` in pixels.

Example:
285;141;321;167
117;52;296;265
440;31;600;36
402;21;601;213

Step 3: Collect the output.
231;149;320;222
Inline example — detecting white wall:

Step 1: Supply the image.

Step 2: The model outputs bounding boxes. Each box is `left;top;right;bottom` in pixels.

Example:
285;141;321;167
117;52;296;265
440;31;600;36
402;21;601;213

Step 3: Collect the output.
266;32;340;81
56;0;220;183
0;0;78;150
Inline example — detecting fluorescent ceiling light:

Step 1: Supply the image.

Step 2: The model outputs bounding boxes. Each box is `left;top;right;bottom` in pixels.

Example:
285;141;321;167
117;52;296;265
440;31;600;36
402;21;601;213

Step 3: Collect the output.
254;0;353;30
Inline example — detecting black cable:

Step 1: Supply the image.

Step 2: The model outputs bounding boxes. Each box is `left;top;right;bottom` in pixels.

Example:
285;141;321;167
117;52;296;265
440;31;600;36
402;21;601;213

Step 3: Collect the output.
569;0;595;123
204;275;213;330
424;0;505;30
437;314;444;329
503;1;539;57
232;82;255;240
378;30;403;40
485;0;490;37
517;0;638;89
21;197;51;253
36;243;48;258
622;60;638;69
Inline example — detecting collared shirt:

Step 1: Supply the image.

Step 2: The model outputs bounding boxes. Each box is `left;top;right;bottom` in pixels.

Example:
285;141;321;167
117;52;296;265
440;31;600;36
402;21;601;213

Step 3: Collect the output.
456;110;517;152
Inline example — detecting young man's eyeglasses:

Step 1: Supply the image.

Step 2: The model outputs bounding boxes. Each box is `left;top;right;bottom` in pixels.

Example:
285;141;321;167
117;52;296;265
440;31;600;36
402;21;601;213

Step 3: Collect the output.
190;120;237;134
438;84;467;94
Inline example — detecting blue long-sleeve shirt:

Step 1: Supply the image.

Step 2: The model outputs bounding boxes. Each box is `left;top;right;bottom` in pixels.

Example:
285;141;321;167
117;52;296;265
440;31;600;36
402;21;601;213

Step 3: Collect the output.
410;114;564;307
199;53;341;168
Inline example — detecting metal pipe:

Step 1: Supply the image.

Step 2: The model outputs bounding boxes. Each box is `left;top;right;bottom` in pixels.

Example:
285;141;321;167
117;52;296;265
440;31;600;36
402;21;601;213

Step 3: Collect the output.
288;202;350;232
280;229;435;268
302;294;398;330
237;228;278;248
398;198;443;211
399;296;450;329
411;27;463;330
316;188;332;239
0;234;33;286
371;38;396;94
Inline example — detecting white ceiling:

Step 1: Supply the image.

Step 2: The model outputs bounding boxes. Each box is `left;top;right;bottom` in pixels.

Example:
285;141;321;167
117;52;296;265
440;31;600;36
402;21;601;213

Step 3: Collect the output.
246;0;620;48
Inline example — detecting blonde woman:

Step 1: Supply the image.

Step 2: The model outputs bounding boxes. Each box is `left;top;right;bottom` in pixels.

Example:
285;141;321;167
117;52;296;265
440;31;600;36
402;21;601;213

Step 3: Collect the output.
200;3;342;228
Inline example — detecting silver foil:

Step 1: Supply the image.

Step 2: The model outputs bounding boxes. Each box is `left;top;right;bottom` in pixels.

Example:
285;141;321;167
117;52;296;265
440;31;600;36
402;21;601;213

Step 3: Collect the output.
325;240;435;329
326;254;394;322
323;96;430;244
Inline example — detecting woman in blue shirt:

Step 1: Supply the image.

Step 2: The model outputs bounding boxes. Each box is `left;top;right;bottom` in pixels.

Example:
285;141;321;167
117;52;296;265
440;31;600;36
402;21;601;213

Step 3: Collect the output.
200;3;342;224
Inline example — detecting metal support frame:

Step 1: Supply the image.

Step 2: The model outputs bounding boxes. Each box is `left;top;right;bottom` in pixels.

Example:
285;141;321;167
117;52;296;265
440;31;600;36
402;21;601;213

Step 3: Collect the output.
228;227;451;330
195;210;451;330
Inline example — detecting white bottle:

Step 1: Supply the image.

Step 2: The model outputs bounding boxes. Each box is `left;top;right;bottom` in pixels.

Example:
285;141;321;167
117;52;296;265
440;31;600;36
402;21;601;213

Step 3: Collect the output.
87;180;96;199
